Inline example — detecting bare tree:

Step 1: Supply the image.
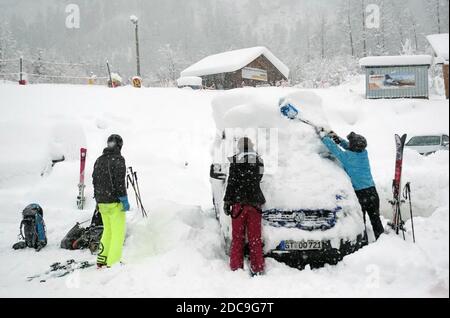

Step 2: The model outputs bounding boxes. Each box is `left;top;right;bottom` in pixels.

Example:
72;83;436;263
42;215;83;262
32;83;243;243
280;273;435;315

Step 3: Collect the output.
427;0;443;33
437;0;442;33
410;13;420;52
344;0;355;56
361;0;367;57
319;14;327;59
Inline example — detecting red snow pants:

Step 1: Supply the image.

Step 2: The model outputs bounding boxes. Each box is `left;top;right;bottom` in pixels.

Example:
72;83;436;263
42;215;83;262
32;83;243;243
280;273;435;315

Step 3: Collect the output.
230;203;265;274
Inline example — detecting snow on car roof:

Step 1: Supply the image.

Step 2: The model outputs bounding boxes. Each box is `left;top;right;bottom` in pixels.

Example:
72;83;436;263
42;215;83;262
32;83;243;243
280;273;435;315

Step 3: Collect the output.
181;46;290;78
177;76;202;86
211;88;358;212
359;55;433;67
426;33;449;62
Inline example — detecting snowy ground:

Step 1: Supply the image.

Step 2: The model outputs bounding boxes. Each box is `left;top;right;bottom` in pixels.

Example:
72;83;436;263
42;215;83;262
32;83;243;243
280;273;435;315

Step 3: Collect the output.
0;78;448;297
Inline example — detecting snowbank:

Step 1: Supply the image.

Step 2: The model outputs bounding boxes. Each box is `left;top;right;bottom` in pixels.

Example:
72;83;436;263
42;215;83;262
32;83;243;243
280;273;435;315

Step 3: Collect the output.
0;80;448;298
181;46;290;78
359;55;433;67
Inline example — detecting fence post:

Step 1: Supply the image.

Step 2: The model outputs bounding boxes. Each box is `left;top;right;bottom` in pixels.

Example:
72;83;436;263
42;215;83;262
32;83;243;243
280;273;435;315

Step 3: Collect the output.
19;57;26;85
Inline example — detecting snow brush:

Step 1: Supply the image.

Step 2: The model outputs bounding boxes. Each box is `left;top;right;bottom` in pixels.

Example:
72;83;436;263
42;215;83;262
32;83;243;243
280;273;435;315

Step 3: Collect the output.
279;99;330;134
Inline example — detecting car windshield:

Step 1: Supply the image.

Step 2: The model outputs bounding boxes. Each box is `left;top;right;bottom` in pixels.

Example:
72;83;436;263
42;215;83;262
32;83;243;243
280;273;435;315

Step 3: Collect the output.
407;136;441;146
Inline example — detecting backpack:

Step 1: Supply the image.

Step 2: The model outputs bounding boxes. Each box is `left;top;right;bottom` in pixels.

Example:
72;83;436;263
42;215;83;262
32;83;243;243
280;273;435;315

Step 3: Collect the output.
60;206;103;254
12;204;47;251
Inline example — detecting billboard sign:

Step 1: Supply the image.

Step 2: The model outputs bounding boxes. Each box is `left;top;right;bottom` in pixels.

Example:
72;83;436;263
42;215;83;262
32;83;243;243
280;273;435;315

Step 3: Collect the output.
242;67;268;82
368;71;416;90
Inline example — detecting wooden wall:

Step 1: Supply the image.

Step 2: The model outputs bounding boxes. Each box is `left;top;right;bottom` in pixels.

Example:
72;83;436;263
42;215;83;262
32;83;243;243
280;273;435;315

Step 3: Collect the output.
201;54;287;90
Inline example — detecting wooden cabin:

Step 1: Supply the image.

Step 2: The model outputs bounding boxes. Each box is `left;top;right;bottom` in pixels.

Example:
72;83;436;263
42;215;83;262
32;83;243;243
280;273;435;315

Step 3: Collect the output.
180;47;289;90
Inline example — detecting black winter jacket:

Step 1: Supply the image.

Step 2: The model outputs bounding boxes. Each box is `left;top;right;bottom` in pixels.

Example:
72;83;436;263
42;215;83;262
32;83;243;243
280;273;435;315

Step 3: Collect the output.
92;147;127;204
224;152;266;207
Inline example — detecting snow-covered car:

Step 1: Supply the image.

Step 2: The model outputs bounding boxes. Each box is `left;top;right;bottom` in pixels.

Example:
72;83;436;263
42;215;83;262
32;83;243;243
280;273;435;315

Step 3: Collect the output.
177;76;203;89
405;134;449;156
210;88;367;269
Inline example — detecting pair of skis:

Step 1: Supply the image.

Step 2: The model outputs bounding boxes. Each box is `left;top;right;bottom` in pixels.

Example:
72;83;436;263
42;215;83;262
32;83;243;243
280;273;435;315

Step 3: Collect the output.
389;134;416;243
77;148;87;210
126;167;148;218
27;259;95;283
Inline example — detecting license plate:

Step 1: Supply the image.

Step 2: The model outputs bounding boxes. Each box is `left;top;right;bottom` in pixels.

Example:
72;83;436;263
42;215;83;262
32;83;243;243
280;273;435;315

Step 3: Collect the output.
283;240;323;251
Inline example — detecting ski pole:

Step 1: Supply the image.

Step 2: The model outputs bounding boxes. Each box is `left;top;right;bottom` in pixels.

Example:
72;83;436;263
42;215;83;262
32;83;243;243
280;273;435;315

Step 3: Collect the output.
129;167;148;217
133;171;148;217
127;168;140;209
133;172;143;207
403;182;416;243
127;174;140;210
78;218;91;226
397;203;406;240
127;172;147;218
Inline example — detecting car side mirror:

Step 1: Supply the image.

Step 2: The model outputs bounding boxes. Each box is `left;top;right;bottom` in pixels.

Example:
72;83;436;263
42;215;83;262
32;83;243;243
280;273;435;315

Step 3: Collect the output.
443;141;449;147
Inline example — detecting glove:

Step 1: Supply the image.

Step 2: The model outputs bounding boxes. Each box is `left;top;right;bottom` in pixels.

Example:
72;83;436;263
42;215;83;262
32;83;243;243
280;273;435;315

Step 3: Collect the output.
119;196;130;212
224;202;232;216
316;127;327;138
328;131;341;144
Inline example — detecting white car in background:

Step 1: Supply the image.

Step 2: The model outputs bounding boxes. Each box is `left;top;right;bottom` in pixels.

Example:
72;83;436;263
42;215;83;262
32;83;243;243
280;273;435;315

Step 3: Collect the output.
406;134;449;155
210;88;367;269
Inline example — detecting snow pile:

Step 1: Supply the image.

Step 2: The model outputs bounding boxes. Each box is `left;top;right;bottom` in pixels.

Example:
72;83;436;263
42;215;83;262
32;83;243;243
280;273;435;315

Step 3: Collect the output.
181;47;290;78
359;55;433;67
426;33;449;62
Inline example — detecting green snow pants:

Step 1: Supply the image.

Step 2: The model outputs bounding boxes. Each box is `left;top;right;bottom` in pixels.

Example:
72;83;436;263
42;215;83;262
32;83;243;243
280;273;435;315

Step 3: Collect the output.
97;203;126;267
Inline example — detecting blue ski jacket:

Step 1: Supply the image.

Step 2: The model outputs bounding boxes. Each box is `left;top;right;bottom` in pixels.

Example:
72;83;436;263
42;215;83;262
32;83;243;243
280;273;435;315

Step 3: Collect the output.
322;136;375;191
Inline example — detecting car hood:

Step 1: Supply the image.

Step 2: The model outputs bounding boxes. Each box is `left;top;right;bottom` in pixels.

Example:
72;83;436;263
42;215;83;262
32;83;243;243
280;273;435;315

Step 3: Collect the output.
406;144;442;153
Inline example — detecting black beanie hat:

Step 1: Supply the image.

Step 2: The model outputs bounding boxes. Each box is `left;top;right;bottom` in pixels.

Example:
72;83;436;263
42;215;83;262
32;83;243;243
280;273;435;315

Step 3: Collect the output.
107;134;123;150
347;132;367;152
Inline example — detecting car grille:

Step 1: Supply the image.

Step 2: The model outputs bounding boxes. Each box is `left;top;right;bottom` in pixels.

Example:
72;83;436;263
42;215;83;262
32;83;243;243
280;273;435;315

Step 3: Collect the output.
262;207;342;231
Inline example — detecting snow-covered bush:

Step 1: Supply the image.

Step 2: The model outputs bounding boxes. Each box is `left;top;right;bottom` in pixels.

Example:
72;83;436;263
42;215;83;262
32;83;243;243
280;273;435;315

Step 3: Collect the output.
292;55;362;88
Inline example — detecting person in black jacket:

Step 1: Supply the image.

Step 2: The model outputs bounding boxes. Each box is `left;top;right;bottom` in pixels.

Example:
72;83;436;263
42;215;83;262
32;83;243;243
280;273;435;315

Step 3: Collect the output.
224;137;266;276
92;134;130;268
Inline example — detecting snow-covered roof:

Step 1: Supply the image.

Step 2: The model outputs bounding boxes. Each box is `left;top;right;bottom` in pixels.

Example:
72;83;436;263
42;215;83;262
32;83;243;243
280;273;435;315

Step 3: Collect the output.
111;72;122;82
181;47;290;79
359;55;433;67
426;33;449;62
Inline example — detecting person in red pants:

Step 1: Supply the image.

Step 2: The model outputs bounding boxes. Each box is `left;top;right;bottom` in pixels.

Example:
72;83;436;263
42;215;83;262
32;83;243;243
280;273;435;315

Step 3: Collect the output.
224;137;266;276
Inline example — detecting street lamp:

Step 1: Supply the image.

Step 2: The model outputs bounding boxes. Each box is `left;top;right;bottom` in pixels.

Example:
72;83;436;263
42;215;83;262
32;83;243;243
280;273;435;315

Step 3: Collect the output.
130;15;141;77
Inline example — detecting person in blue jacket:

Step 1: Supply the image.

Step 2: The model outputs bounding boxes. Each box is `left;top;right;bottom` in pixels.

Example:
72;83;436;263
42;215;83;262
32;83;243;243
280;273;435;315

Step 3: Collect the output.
320;131;385;240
